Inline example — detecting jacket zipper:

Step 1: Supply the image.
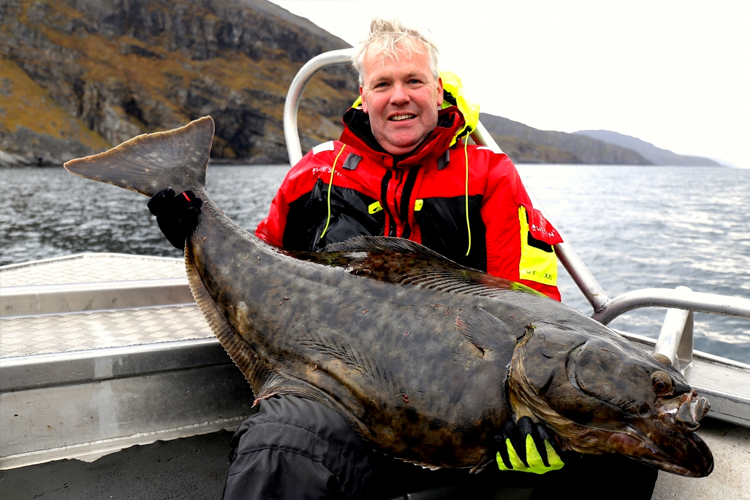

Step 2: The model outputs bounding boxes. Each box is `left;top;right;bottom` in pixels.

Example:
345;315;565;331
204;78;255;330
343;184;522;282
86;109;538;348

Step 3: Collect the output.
399;166;421;240
380;170;395;237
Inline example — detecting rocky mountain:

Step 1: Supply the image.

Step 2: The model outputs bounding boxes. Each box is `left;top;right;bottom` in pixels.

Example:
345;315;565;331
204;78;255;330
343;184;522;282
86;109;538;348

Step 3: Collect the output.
0;0;700;168
0;0;359;166
574;130;720;166
480;114;652;165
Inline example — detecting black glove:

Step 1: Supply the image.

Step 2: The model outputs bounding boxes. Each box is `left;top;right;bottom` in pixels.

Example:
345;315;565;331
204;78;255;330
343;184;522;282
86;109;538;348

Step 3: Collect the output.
147;187;203;249
495;416;564;474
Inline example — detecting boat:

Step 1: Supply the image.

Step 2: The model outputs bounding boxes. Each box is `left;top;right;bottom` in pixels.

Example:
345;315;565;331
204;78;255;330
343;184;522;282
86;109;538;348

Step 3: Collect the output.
1;49;749;499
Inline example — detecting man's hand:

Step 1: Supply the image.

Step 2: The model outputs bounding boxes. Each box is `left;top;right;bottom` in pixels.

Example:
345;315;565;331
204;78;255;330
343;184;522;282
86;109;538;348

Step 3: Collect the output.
147;187;203;249
496;417;564;474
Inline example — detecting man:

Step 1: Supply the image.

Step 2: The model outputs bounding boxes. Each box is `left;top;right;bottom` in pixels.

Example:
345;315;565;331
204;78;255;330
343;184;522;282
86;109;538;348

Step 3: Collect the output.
149;17;656;500
255;19;561;301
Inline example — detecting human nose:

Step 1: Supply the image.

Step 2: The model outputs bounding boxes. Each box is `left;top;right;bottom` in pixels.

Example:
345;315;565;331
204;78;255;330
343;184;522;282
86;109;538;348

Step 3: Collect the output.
389;82;410;105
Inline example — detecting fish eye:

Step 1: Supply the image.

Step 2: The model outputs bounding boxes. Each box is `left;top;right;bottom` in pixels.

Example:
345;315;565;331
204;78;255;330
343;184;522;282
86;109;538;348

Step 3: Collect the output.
651;371;673;396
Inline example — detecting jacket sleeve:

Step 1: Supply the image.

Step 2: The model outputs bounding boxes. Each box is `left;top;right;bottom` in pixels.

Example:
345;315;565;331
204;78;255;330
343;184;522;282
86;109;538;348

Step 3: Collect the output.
480;152;563;301
255;190;287;248
255;148;325;247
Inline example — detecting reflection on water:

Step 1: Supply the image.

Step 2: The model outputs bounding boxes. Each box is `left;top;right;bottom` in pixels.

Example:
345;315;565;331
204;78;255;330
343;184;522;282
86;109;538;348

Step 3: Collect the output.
2;165;749;363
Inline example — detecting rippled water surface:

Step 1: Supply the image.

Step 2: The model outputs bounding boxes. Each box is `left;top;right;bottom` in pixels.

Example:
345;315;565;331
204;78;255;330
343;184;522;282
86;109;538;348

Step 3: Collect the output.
2;165;749;363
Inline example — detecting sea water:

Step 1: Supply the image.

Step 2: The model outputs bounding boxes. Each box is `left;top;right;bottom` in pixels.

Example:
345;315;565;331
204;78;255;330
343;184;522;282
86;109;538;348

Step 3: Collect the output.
1;165;748;363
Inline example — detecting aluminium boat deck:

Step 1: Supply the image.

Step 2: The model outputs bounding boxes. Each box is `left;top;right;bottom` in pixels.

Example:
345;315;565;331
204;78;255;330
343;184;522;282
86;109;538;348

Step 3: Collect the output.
0;253;255;470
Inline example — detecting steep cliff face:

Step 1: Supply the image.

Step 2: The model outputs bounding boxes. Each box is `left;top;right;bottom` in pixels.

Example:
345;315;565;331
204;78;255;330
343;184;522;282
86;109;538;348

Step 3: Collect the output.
0;0;359;166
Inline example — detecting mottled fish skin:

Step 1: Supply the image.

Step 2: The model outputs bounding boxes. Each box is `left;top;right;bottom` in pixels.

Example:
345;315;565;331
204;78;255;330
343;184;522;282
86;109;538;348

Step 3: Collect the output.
64;117;713;477
186;205;519;469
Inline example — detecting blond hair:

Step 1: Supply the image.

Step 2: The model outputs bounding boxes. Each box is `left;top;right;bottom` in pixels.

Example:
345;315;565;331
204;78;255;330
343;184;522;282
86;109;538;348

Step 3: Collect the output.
352;17;440;86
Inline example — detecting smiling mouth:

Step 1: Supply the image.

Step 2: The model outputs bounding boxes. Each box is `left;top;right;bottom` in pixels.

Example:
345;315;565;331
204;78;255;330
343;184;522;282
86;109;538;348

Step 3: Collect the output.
389;114;416;122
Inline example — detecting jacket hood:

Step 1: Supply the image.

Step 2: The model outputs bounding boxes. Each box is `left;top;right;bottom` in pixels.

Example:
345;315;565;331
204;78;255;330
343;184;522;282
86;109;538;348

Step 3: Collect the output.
340;106;467;169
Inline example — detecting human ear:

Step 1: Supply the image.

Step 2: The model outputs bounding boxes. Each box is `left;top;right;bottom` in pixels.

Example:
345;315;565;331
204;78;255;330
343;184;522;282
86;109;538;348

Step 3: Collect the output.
360;86;369;113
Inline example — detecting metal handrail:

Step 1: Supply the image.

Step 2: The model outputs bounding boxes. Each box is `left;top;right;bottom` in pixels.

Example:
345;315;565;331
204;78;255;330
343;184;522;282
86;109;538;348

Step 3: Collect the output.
282;49;750;369
283;49;354;167
592;287;750;325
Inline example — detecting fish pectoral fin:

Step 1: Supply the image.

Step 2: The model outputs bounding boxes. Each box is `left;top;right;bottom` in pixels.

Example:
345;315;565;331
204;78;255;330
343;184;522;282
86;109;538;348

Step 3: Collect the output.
456;307;516;356
298;331;368;372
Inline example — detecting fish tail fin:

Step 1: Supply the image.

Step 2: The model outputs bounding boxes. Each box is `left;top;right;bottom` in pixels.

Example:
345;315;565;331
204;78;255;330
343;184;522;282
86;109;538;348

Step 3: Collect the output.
63;116;214;196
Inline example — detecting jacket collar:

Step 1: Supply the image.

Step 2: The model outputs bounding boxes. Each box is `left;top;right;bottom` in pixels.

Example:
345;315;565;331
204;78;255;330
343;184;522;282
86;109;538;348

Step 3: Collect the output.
340;106;466;169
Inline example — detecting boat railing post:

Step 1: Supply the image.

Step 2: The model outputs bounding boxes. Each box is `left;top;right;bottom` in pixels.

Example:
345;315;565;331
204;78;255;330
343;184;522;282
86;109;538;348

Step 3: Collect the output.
653;287;695;372
469;123;611;313
678;311;695;369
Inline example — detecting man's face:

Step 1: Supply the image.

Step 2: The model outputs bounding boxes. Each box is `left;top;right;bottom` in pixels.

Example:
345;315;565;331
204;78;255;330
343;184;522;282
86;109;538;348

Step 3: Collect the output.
359;42;443;156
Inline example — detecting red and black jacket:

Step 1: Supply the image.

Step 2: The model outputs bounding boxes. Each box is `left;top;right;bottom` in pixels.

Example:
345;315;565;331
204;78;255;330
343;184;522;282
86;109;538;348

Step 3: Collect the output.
256;106;563;300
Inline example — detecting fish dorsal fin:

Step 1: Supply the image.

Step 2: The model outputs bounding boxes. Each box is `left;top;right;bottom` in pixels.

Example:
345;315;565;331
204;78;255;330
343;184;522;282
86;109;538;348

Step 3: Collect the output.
320;236;541;298
184;246;287;398
185;247;333;406
455;306;517;357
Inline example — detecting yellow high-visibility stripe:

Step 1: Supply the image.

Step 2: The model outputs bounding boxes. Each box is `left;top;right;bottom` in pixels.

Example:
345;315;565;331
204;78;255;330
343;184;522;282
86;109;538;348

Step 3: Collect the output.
369;201;383;214
464;139;471;257
320;144;346;239
518;206;558;286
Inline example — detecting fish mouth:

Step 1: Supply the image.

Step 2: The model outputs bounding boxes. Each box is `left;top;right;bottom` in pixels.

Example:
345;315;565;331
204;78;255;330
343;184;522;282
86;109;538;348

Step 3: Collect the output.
623;427;714;477
560;414;714;477
612;390;713;477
